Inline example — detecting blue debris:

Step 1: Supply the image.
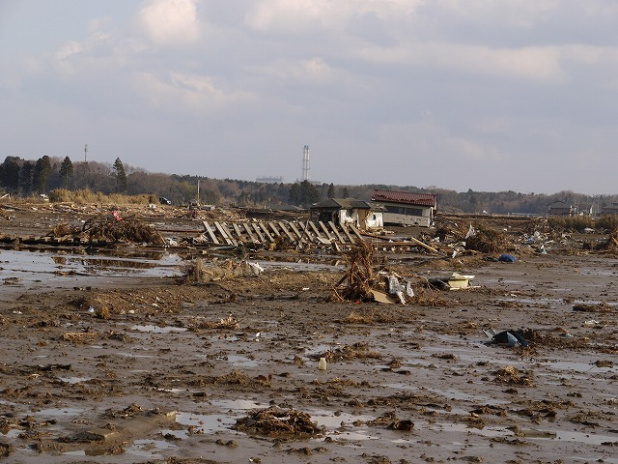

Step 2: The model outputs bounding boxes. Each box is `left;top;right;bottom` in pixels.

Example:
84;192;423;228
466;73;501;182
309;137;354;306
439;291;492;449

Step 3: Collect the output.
498;253;517;263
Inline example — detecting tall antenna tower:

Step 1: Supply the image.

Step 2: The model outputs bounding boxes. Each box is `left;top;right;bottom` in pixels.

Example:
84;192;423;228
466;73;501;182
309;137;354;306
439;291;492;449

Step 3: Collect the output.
84;143;88;162
302;145;310;182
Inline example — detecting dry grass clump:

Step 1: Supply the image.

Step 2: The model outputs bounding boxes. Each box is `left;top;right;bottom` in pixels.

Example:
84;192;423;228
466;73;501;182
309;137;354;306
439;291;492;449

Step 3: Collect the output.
49;189;155;205
232;406;321;438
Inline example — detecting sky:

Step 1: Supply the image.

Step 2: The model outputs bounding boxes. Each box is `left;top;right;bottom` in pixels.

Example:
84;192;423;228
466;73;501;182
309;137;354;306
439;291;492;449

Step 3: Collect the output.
1;0;618;195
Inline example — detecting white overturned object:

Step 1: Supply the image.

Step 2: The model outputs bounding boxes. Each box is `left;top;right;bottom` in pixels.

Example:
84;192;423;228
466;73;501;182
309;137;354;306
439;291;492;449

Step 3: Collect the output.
245;261;264;276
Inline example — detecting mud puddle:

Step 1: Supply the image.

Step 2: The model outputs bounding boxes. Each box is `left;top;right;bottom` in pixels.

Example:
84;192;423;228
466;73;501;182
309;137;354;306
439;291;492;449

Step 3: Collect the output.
0;249;184;291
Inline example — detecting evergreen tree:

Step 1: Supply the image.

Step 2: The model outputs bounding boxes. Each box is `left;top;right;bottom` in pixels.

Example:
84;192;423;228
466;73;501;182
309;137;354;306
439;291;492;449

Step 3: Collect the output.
327;183;335;198
113;158;127;193
19;161;34;196
289;183;300;204
299;180;319;206
59;156;74;188
33;156;52;193
0;156;21;193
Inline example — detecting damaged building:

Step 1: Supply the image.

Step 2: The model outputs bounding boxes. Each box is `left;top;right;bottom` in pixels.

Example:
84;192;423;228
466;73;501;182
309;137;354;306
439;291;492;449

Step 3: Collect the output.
310;198;383;230
371;190;437;227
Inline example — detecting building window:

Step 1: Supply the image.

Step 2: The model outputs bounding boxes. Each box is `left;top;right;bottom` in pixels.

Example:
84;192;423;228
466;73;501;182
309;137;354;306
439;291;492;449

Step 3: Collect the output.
385;205;424;217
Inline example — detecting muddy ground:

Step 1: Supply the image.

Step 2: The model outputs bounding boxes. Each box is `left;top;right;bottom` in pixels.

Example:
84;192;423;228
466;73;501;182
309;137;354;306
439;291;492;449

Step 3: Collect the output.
1;205;617;464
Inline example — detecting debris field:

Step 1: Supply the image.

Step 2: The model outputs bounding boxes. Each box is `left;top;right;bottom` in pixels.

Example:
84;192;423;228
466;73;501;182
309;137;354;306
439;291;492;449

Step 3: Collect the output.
0;202;617;464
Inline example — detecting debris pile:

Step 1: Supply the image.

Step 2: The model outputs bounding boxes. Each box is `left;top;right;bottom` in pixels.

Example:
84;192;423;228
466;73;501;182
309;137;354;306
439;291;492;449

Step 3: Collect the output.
232;406;321;438
50;215;164;246
465;224;510;253
333;240;375;302
332;240;417;304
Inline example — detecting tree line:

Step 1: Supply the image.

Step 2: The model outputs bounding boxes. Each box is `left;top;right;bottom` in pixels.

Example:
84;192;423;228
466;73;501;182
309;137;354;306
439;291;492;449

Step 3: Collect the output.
1;155;617;215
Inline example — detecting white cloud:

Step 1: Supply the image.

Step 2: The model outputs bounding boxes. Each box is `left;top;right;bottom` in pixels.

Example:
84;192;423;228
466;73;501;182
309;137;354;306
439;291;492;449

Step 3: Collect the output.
252;57;335;84
246;0;422;33
357;41;564;81
138;0;201;45
134;71;253;114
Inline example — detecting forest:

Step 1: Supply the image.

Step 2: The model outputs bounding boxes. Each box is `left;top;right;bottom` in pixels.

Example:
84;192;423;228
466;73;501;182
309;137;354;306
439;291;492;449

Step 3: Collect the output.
0;155;614;216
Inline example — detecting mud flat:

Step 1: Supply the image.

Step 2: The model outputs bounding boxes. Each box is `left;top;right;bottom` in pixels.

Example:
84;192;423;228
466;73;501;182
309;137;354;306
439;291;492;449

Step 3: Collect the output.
0;211;617;463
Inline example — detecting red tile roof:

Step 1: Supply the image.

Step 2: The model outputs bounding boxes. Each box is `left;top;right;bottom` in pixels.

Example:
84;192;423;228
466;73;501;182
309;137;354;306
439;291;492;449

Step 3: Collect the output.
372;190;437;207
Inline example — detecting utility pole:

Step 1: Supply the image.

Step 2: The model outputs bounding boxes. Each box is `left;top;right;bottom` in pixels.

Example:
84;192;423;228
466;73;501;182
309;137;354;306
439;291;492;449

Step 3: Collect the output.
84;144;88;162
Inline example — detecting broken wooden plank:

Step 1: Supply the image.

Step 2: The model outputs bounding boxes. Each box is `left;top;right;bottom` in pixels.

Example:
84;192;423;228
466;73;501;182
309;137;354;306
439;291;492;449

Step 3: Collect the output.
287;221;305;241
243;223;259;244
362;232;440;254
214;221;235;246
349;224;364;241
340;224;356;244
328;221;345;244
251;223;266;243
308;221;323;239
268;221;281;238
298;220;315;242
231;222;245;242
318;221;334;240
258;222;275;243
406;236;440;254
202;221;220;245
278;221;296;243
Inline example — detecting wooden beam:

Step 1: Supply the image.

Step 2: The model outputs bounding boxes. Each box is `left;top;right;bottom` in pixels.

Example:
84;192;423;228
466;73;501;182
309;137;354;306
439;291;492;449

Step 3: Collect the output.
298;220;314;241
259;222;275;242
349;224;364;241
340;223;355;244
251;223;266;243
278;221;296;243
268;221;281;238
243;223;259;244
287;221;305;241
231;223;245;242
309;221;323;239
328;221;345;243
318;221;334;240
202;220;220;245
214;221;236;246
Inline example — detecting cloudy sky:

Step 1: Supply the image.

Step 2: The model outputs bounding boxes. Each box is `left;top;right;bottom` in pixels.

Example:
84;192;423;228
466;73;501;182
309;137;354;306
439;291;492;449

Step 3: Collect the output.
1;0;617;195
